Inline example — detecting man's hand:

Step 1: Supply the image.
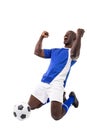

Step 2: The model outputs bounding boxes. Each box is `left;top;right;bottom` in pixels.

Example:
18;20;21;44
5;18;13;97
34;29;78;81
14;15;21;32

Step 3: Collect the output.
77;28;85;37
41;31;49;38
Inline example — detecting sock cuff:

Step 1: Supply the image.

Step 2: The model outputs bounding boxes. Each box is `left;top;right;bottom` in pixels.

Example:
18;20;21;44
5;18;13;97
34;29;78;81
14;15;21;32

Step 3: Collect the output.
62;103;69;112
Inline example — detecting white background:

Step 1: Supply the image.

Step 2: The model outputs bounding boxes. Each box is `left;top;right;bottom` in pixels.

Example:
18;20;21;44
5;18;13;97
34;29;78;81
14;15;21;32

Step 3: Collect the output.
0;0;87;129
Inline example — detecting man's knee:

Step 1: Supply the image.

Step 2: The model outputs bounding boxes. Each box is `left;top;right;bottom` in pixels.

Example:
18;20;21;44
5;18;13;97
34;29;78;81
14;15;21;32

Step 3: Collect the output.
51;101;63;120
51;111;62;120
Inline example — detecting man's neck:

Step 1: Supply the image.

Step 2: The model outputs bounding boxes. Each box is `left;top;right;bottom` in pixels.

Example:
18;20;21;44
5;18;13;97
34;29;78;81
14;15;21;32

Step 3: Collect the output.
65;44;72;48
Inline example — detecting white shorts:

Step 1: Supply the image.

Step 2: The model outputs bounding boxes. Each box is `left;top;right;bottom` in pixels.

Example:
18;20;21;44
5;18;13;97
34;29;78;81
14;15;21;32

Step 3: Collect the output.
32;81;64;104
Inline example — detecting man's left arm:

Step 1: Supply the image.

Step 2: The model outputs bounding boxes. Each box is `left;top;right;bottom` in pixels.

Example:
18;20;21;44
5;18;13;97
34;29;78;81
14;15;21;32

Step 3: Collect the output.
70;28;85;59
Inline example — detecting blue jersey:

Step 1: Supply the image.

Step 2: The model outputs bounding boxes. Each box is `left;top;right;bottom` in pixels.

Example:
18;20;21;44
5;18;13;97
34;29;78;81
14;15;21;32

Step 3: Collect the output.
41;48;76;87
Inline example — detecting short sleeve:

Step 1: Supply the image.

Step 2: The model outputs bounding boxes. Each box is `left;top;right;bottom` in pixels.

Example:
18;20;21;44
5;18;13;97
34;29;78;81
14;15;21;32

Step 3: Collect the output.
44;49;52;58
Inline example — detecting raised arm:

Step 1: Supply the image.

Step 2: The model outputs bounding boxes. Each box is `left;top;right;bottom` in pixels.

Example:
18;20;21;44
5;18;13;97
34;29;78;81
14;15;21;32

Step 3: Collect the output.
70;28;85;59
34;31;49;58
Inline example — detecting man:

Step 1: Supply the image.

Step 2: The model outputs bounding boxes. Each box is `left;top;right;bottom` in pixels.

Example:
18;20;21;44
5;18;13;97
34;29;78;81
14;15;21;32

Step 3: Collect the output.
28;28;85;120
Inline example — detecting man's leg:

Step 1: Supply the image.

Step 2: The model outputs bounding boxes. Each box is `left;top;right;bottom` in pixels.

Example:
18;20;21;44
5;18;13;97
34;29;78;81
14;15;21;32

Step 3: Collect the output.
51;101;66;120
28;95;43;110
51;91;79;120
62;91;79;112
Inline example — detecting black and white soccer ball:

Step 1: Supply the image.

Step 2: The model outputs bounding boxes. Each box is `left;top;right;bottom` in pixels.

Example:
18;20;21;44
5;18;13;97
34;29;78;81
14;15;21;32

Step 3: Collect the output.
13;102;31;121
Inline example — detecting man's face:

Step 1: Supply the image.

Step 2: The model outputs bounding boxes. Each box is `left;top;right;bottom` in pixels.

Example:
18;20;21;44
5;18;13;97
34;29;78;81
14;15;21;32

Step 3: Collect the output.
64;31;76;46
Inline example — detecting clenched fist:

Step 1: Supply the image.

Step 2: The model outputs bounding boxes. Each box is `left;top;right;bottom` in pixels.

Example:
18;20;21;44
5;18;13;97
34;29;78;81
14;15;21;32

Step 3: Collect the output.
41;31;49;38
77;28;85;37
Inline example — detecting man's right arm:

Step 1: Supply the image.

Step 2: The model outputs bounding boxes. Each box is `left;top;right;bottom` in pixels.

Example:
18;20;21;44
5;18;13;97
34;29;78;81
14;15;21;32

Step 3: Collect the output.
34;31;49;58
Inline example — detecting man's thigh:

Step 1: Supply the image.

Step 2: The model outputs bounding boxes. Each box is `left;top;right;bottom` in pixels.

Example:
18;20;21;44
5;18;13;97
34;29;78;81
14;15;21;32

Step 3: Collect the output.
28;95;43;110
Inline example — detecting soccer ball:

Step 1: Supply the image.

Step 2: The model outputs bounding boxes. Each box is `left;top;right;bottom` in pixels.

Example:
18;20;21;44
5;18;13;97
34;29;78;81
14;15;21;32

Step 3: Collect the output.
13;102;31;121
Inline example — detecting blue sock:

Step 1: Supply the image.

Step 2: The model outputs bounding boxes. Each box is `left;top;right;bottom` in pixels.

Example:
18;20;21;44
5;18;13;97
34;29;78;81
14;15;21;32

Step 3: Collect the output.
62;96;75;112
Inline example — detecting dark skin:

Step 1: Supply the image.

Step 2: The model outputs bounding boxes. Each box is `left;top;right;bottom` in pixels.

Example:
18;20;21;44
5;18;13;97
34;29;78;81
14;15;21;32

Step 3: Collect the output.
28;28;85;120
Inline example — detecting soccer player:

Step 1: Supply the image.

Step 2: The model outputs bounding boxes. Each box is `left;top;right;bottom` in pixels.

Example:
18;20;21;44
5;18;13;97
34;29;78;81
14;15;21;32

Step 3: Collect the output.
28;28;85;120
